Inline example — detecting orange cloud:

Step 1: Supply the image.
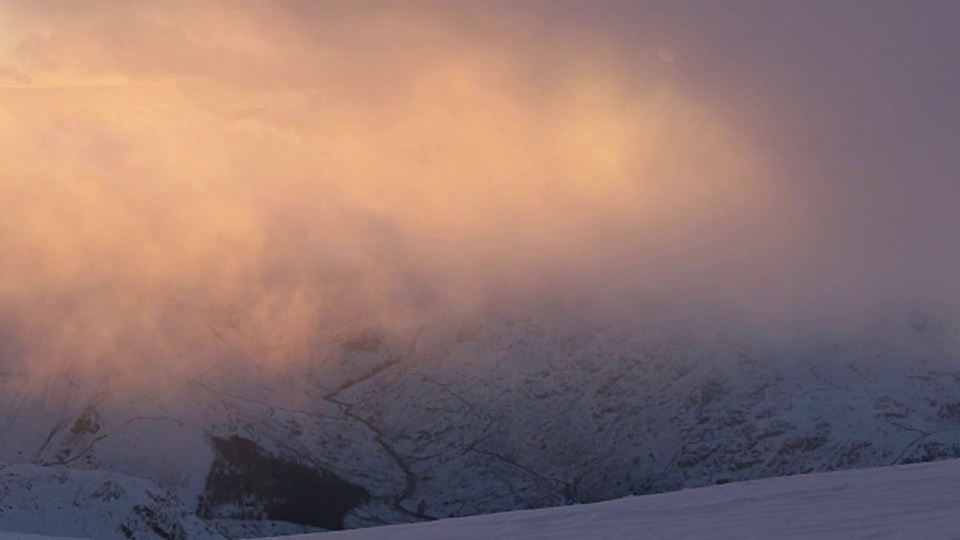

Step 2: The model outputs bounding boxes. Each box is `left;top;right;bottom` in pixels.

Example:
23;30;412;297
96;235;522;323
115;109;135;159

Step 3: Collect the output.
0;2;797;386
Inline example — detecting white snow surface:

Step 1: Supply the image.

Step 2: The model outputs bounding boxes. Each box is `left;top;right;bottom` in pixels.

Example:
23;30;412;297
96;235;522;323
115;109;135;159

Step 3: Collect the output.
279;459;960;540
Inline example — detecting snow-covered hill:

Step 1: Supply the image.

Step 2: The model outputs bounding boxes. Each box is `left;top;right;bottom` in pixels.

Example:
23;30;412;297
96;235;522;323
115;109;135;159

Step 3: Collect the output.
6;459;958;539
2;305;960;537
0;463;221;539
278;458;960;539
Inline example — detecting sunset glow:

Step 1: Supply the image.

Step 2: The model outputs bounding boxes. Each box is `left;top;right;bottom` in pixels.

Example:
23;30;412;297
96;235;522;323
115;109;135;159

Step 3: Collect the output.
0;2;798;382
3;4;960;537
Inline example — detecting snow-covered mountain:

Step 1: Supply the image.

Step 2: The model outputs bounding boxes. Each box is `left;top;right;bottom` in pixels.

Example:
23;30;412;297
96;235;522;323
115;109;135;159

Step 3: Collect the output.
2;305;960;538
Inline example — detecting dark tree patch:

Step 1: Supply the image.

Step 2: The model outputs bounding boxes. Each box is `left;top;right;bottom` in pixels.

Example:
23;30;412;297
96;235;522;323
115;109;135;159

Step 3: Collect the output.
198;436;369;530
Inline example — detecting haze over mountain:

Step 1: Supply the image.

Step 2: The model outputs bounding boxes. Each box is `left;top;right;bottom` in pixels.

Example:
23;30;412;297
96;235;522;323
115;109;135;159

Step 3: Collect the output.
1;1;959;538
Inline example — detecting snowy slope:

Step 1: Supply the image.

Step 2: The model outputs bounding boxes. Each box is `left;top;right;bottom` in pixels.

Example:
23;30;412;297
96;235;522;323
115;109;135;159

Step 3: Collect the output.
280;459;960;539
0;532;84;540
0;463;222;539
2;306;960;535
0;534;84;540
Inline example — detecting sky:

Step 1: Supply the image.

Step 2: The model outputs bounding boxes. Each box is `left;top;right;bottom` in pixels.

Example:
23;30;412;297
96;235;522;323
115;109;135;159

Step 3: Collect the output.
1;1;959;379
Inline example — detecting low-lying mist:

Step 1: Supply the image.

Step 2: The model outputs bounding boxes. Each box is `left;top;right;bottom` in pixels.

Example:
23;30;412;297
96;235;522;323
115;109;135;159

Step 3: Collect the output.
1;1;957;389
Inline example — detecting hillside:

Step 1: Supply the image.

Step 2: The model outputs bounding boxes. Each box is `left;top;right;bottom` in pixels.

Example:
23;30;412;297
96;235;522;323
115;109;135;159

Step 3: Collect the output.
2;306;960;537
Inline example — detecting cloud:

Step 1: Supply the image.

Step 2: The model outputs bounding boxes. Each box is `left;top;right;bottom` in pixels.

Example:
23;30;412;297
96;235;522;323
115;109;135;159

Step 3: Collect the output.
0;64;29;83
0;2;953;386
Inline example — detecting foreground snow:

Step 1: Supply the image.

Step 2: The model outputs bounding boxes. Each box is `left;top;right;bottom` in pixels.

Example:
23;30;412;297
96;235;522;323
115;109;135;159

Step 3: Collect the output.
280;459;960;540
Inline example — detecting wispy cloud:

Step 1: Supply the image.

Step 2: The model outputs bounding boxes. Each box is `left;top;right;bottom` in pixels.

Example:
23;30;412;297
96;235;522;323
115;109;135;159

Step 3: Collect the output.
0;2;956;386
